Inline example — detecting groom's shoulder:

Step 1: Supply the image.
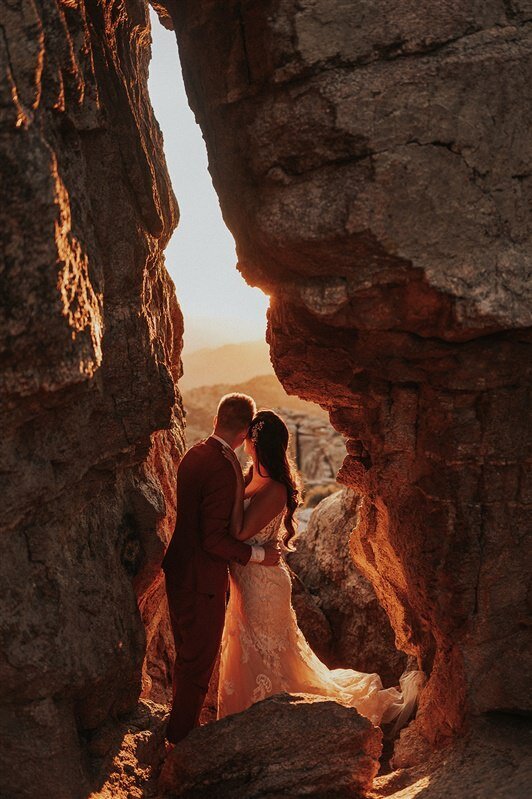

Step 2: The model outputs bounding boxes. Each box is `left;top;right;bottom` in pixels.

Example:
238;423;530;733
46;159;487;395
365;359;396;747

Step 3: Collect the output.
190;437;215;454
182;438;223;466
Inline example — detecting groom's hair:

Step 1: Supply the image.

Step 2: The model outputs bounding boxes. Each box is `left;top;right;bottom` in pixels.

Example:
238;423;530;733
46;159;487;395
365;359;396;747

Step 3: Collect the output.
216;393;256;432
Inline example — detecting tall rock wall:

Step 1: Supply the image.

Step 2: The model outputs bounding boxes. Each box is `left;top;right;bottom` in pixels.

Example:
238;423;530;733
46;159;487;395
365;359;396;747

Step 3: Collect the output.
0;2;183;796
165;0;532;760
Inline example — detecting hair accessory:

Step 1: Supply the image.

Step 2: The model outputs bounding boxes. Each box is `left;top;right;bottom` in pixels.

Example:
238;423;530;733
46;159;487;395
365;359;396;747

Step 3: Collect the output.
250;420;265;443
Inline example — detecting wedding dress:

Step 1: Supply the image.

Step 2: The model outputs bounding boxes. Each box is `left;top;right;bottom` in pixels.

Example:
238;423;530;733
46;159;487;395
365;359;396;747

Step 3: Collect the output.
218;501;424;730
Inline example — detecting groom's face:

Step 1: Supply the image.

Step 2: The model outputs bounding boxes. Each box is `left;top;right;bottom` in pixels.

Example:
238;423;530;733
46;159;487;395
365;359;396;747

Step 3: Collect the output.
234;427;249;449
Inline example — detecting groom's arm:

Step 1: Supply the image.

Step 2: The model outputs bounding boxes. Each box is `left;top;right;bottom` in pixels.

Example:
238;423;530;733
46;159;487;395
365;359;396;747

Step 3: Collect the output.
200;464;252;565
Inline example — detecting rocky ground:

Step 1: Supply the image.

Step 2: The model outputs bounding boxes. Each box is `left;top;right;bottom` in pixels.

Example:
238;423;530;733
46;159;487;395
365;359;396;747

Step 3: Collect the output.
88;698;531;799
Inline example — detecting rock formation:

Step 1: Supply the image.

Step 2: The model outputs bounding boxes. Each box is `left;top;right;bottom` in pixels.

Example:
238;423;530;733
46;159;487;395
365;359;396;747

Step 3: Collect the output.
2;0;530;797
289;566;334;664
0;2;182;796
289;490;406;686
371;714;532;799
164;0;532;765
88;699;168;799
160;693;382;798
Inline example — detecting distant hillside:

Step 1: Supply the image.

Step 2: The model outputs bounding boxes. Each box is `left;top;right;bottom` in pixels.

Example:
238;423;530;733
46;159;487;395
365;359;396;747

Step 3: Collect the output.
180;340;273;390
181;374;342;486
182;373;327;444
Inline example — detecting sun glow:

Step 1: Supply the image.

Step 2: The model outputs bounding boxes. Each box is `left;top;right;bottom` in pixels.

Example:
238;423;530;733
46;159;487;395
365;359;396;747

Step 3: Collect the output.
148;11;269;354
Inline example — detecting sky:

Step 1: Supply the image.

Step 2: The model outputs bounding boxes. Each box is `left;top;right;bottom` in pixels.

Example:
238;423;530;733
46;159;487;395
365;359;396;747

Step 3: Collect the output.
147;11;269;353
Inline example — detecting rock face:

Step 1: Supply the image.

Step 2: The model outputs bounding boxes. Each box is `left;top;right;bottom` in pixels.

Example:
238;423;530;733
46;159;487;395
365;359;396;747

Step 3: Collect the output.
289;566;334;664
0;2;183;797
88;700;168;799
165;0;532;760
371;714;532;799
160;693;382;798
289;490;406;687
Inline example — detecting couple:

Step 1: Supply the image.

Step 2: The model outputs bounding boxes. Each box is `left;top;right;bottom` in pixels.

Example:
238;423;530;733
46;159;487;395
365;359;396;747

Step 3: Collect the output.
162;393;423;744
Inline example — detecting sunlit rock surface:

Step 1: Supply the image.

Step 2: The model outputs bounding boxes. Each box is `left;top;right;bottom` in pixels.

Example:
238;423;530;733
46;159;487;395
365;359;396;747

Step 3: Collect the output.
289;490;406;686
88;700;168;799
0;2;183;796
160;693;382;798
166;0;532;762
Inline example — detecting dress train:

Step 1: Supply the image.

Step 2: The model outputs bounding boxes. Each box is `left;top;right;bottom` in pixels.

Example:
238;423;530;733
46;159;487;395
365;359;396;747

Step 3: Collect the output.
218;506;424;731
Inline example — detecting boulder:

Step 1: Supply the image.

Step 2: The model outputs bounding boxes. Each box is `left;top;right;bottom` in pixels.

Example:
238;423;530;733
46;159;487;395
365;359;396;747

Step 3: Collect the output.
159;693;382;798
289;490;406;686
290;567;334;663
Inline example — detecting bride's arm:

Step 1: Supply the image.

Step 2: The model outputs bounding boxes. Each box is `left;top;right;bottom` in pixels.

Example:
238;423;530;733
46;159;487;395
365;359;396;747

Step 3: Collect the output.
232;483;286;542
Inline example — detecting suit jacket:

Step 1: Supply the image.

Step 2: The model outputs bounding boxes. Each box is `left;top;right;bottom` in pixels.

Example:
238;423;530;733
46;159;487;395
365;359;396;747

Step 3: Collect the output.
162;436;251;594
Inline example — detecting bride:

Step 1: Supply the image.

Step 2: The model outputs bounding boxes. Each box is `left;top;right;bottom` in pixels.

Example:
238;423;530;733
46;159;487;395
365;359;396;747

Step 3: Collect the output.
218;409;424;732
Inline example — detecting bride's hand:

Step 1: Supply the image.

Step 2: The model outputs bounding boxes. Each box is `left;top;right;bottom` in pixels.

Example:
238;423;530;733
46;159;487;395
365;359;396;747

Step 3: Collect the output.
222;448;244;484
222;447;245;538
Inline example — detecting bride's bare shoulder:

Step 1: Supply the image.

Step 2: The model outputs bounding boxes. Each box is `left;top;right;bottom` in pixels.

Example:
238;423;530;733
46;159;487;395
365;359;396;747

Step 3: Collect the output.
254;480;287;506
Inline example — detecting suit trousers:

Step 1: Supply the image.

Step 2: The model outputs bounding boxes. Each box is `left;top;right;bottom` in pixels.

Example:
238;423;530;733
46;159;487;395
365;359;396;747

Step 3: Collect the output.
165;576;226;743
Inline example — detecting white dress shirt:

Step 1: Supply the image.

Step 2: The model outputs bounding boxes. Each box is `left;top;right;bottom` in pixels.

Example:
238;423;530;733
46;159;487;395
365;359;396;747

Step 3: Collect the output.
211;435;265;563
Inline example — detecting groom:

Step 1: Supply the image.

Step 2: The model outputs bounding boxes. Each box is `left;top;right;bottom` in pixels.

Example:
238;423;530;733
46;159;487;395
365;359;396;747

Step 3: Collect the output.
162;392;281;743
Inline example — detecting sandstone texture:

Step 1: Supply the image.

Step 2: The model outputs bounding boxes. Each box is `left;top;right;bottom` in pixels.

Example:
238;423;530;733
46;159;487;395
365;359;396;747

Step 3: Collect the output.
0;2;183;797
165;0;532;761
159;693;382;798
289;490;406;686
372;714;532;799
89;699;168;799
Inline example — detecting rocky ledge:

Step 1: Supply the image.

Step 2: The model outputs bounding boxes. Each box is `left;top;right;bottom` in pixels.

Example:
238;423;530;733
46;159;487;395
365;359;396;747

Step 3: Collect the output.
159;693;382;799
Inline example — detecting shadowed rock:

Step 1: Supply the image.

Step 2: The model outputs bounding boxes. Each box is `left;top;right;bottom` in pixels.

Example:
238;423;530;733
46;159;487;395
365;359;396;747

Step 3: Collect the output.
0;2;183;796
159;693;382;798
289;490;407;686
371;714;532;799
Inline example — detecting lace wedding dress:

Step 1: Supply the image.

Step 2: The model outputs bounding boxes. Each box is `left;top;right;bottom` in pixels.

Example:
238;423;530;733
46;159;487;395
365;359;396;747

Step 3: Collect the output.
218;502;424;729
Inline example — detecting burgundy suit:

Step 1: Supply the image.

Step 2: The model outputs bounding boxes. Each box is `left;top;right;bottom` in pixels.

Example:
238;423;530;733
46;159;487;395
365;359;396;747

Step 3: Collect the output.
162;436;251;742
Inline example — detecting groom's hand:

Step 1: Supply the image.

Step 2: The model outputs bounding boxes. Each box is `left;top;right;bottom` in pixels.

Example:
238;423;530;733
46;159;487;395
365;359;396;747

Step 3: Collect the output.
261;541;282;566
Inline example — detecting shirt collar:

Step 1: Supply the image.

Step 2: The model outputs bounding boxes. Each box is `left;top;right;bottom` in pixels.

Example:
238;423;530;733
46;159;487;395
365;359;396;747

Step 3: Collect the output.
211;434;233;450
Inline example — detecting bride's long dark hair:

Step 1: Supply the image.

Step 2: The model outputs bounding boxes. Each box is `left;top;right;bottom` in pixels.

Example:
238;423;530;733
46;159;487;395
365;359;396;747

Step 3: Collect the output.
246;410;301;549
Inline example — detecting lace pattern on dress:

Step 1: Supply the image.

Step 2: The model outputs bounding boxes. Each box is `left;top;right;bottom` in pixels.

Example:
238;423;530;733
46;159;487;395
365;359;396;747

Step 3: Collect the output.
218;503;423;727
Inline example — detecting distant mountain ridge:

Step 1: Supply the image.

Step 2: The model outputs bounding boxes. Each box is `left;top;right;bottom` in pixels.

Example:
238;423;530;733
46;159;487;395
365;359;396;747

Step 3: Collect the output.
180;339;274;390
182;373;327;447
181;374;339;485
